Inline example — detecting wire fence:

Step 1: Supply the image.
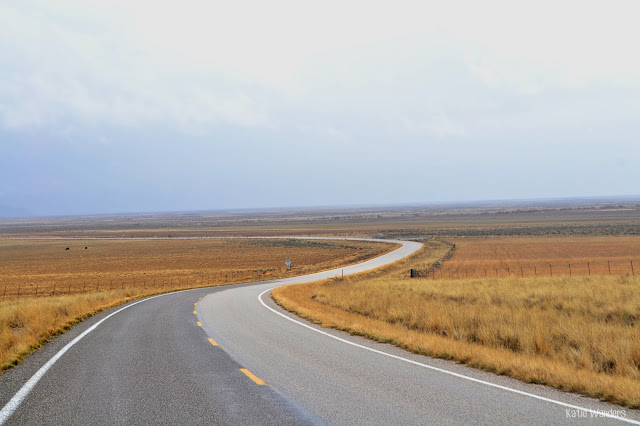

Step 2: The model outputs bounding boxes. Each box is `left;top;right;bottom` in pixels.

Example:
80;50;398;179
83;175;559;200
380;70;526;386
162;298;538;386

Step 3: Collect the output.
0;265;308;302
411;259;638;280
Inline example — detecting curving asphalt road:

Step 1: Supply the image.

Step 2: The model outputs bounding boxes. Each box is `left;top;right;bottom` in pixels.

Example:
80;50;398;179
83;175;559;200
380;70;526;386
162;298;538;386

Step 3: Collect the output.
1;238;639;425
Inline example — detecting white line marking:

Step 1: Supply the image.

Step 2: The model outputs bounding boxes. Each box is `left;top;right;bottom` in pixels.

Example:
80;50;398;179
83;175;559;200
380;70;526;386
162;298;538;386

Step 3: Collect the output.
0;291;190;425
259;288;639;425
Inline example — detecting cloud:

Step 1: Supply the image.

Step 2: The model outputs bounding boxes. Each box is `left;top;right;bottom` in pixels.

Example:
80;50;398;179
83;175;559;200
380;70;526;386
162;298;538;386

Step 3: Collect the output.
401;114;467;139
464;56;547;95
0;2;274;133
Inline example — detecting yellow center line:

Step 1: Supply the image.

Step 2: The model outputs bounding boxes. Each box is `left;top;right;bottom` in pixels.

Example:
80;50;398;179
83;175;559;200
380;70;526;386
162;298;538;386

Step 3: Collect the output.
197;321;202;327
194;302;198;306
240;368;266;385
193;310;197;315
208;337;219;346
199;297;202;300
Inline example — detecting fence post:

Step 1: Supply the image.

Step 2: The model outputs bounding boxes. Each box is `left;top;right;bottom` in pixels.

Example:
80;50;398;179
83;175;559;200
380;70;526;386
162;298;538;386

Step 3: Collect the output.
549;264;553;277
569;264;572;277
96;281;99;291
520;267;523;277
17;286;20;299
632;260;635;276
495;268;498;277
84;282;86;293
588;262;591;276
484;269;487;277
2;285;6;301
68;283;71;294
35;284;39;297
534;266;537;276
53;283;56;296
608;260;611;275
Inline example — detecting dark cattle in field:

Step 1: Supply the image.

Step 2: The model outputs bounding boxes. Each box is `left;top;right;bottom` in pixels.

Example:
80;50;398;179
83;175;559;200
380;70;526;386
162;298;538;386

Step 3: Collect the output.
65;247;70;250
85;247;88;249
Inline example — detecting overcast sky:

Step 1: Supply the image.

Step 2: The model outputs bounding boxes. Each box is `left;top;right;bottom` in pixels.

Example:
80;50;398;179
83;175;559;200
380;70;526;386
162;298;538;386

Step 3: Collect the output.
1;1;639;217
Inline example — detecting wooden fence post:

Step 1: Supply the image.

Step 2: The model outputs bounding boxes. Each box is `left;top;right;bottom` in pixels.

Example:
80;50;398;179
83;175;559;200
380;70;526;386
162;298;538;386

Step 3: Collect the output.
632;260;635;276
2;285;6;301
588;262;591;276
520;267;523;277
53;283;56;296
608;260;611;275
549;264;553;277
35;284;39;297
534;265;537;276
17;285;20;299
569;264;572;276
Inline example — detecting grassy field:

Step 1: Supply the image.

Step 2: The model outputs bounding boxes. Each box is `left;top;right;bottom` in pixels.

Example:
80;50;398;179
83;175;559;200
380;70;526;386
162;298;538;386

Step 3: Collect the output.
273;237;640;407
0;238;393;370
0;238;392;301
436;236;640;279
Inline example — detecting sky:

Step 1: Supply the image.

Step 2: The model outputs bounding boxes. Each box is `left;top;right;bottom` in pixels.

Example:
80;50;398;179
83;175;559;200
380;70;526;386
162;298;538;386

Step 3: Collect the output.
1;0;639;217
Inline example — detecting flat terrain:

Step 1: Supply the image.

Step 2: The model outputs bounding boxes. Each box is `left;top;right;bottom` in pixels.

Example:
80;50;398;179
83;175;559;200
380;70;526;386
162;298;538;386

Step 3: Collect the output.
0;238;392;371
0;238;390;300
1;198;639;422
1;197;639;239
438;236;640;278
274;237;640;407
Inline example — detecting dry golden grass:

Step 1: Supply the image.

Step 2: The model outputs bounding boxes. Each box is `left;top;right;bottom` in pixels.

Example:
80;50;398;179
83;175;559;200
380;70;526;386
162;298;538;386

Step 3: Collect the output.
0;286;191;371
439;236;640;278
0;238;392;300
273;239;640;407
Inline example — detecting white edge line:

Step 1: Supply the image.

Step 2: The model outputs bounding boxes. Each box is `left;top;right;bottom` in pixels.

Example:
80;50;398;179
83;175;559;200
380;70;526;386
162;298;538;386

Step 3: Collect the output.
258;288;639;425
0;290;192;425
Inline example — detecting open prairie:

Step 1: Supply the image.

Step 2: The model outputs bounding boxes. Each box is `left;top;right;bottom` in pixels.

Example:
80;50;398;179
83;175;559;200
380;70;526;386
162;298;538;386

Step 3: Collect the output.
2;198;639;403
437;236;640;279
0;237;393;370
2;198;638;239
273;236;640;407
0;238;391;301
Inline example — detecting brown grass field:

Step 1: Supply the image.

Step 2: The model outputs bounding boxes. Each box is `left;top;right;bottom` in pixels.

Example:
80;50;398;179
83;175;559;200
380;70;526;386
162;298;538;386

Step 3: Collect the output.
0;238;392;301
0;238;393;370
437;236;640;279
273;238;640;407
